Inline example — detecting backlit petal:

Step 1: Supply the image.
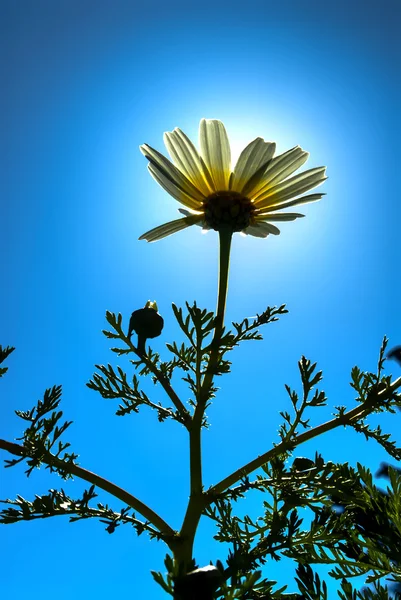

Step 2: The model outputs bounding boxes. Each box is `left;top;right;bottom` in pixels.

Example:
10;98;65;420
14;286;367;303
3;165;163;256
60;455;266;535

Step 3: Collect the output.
147;164;203;211
244;222;281;237
247;147;308;198
178;208;205;227
141;144;205;201
231;138;276;193
139;215;202;242
254;167;327;207
256;193;325;212
253;212;304;221
164;128;214;196
199;119;231;190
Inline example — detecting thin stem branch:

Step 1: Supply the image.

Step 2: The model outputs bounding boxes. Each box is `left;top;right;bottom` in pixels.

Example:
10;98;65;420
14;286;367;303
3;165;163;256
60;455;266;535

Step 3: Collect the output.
207;377;401;498
0;438;176;541
1;503;161;537
124;335;191;427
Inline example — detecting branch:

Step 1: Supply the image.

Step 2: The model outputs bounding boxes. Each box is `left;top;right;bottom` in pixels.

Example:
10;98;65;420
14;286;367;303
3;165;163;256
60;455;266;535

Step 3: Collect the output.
129;340;191;426
178;231;233;566
0;345;15;377
207;377;401;498
0;486;162;539
105;311;191;427
0;438;176;541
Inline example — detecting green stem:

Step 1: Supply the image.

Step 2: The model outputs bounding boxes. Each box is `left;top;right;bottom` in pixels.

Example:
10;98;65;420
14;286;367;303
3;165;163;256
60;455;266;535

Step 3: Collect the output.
0;438;176;541
206;376;401;497
178;227;233;566
213;227;233;342
200;227;232;394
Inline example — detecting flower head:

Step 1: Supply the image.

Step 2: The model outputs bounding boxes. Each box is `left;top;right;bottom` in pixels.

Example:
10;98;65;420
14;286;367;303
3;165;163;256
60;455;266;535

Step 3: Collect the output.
139;119;326;242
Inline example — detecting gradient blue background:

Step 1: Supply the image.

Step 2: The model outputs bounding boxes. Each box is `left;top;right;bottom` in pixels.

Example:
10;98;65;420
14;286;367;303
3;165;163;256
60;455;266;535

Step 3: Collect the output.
1;0;400;597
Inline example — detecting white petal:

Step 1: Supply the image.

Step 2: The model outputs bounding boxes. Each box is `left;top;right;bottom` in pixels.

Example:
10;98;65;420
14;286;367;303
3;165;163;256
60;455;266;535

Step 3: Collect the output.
164;129;214;196
253;212;304;221
254;167;327;207
178;208;205;227
257;193;325;212
265;148;310;187
255;221;281;235
177;207;204;216
244;222;281;237
199;119;231;191
247;147;308;198
147;164;203;211
230;138;276;193
139;215;202;242
243;225;268;238
140;144;205;201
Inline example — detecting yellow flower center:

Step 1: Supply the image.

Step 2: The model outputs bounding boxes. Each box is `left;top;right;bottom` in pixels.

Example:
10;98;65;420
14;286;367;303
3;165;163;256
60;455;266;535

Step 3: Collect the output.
203;191;255;232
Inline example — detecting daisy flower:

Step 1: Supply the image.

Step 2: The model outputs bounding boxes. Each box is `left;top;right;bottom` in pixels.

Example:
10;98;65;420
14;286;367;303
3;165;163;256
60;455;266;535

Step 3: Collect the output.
139;119;326;242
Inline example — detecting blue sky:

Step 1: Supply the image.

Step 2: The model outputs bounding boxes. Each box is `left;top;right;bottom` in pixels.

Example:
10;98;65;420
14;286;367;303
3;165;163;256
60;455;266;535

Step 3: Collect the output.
1;0;400;597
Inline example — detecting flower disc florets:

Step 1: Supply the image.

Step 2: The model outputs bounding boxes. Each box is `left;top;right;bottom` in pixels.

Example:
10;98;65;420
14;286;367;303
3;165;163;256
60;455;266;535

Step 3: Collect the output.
203;191;255;232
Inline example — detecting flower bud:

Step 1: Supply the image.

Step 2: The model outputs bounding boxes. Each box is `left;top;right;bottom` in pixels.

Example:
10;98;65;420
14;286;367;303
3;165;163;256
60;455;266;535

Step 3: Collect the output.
128;301;164;353
387;345;401;366
292;457;315;472
174;565;223;600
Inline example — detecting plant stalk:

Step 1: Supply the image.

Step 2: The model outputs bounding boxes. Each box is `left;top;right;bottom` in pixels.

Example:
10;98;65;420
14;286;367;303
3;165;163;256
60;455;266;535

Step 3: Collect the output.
0;438;176;541
213;226;233;343
206;376;401;497
178;227;233;566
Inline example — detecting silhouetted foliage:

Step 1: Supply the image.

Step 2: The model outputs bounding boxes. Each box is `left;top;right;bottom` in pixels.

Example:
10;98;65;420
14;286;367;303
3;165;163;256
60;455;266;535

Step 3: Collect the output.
1;309;401;598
